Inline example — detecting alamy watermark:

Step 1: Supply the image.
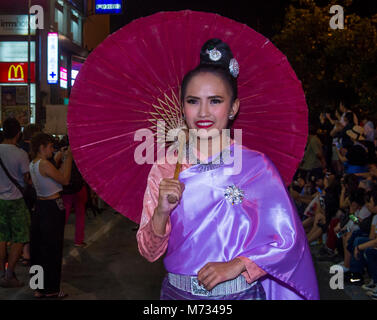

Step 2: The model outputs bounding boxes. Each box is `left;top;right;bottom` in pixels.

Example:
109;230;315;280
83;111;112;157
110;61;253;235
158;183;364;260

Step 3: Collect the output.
329;5;344;30
29;5;44;30
133;122;243;175
29;265;44;290
329;265;344;290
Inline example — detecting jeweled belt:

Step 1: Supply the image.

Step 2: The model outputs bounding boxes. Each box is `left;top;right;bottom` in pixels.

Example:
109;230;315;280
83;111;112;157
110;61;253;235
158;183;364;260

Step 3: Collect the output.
167;273;256;296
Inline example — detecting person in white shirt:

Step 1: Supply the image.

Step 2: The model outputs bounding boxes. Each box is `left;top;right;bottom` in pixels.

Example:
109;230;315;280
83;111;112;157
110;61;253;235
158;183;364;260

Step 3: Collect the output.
0;118;31;288
29;132;72;299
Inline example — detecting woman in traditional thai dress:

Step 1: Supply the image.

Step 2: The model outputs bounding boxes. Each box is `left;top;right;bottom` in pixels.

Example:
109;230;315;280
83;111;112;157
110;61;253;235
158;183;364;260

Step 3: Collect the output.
137;39;319;300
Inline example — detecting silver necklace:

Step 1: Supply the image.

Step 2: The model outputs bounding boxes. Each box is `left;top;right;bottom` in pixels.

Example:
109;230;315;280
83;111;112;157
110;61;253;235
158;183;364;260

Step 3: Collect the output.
185;138;231;172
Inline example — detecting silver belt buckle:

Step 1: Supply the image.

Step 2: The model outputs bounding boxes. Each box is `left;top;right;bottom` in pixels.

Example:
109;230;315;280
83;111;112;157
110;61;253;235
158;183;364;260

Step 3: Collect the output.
191;277;210;296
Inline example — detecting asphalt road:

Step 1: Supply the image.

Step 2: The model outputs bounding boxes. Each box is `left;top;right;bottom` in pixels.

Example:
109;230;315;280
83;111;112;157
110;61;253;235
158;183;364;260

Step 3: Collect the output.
0;209;373;300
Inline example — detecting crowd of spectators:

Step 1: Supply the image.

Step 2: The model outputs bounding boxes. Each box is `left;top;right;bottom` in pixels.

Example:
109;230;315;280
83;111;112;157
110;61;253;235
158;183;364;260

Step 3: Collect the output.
0;117;101;298
290;102;377;300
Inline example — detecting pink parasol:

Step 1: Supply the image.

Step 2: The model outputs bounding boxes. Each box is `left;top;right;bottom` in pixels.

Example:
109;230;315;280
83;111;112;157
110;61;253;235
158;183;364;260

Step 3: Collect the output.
67;10;308;223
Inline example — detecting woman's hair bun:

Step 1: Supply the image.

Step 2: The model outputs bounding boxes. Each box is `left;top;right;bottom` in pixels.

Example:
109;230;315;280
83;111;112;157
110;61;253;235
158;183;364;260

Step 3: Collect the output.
200;39;232;66
199;38;239;78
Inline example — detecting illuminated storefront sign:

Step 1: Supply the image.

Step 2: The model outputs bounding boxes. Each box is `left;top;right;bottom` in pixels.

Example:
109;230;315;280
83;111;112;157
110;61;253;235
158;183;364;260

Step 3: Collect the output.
60;67;67;89
71;60;83;87
0;62;35;83
8;65;24;82
0;15;36;36
0;42;36;62
47;33;59;84
95;0;123;14
71;69;78;86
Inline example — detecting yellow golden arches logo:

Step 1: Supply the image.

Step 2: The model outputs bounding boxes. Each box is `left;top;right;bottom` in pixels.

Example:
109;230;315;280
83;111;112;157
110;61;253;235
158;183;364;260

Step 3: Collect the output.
8;64;24;81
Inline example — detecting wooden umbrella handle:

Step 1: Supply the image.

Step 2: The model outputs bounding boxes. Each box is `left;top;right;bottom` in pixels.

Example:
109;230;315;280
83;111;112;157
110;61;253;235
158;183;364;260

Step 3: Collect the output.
167;130;187;204
167;166;181;203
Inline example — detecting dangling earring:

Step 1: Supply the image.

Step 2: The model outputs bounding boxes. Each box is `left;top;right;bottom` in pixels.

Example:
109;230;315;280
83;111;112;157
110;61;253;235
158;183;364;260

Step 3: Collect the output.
229;114;234;120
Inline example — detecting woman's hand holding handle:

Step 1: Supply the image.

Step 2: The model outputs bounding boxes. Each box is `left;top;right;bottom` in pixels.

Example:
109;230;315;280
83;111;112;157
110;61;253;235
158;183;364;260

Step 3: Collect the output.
156;178;185;216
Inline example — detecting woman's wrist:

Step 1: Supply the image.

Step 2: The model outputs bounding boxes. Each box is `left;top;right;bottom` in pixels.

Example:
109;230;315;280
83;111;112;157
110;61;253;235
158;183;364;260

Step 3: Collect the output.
62;154;72;162
155;206;170;218
152;207;170;236
233;257;246;273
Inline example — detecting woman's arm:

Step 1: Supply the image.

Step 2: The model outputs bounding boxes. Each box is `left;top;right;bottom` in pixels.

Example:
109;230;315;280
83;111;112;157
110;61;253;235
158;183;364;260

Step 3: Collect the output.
358;238;377;251
326;113;335;125
151;207;170;236
54;150;63;168
40;151;72;186
298;187;319;205
137;163;184;263
137;212;171;262
330;122;343;137
354;172;371;179
339;187;348;209
197;257;267;290
137;182;171;262
369;221;376;240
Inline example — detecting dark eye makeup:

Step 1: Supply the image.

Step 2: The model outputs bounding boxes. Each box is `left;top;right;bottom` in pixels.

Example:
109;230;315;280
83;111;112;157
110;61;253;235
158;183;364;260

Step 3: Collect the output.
210;99;223;104
186;98;198;104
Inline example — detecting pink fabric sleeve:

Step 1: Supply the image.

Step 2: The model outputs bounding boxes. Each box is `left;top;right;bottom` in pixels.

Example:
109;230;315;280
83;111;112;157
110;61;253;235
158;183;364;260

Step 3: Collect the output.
236;256;267;283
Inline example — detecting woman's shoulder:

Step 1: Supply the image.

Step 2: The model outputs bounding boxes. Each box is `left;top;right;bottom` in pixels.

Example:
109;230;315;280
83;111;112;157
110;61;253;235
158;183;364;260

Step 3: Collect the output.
38;159;56;174
231;143;280;176
236;143;273;164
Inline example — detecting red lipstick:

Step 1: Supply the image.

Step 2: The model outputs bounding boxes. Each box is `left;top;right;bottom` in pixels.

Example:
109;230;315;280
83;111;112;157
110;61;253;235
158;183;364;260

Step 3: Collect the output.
195;120;214;128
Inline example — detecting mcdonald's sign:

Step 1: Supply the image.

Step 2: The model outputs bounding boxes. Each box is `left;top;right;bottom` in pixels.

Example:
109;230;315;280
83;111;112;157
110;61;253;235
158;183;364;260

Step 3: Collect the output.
0;62;35;83
8;64;24;81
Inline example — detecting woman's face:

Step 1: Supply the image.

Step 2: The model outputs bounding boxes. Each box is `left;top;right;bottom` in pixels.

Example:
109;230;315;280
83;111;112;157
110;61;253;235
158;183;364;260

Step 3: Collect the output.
39;142;54;159
182;72;239;140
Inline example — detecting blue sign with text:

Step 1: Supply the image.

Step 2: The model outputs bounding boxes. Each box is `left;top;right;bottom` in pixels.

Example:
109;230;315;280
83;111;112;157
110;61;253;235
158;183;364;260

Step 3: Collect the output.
95;0;123;14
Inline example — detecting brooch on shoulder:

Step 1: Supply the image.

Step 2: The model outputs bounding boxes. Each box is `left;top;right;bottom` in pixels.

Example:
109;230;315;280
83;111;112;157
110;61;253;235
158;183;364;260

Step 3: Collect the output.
224;185;245;205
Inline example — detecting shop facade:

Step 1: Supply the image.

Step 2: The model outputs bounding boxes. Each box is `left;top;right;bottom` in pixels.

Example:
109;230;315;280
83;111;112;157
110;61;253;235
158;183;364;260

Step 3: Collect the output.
0;14;37;126
0;0;88;134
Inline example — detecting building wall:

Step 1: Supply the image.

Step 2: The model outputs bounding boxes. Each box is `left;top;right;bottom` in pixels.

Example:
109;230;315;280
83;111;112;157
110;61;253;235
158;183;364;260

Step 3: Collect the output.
0;0;88;129
84;0;110;51
0;0;45;126
0;0;111;130
0;0;49;15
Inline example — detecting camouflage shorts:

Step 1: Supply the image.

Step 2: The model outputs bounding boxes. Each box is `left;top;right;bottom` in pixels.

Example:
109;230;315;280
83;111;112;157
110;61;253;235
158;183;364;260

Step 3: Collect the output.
0;198;30;243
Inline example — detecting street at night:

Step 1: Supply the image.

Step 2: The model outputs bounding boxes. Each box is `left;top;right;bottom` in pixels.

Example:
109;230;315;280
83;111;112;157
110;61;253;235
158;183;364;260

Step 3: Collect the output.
0;206;372;300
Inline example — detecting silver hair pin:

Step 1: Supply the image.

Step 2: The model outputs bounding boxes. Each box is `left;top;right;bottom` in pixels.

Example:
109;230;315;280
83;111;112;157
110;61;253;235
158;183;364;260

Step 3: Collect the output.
229;58;239;78
206;48;222;61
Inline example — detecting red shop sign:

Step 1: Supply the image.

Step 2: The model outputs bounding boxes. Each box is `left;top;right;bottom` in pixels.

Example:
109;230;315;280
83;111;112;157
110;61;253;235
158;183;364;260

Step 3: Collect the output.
0;62;35;83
